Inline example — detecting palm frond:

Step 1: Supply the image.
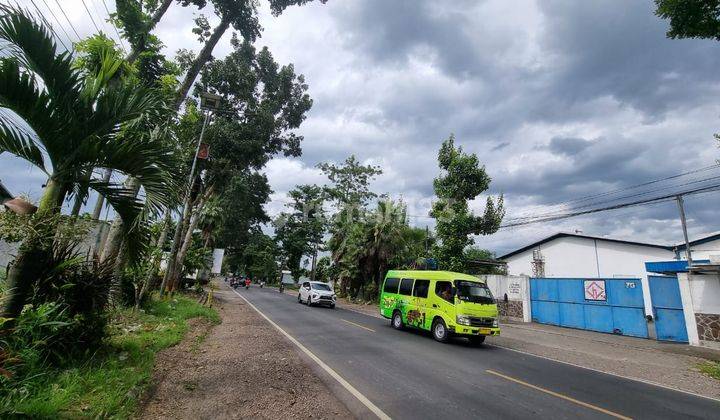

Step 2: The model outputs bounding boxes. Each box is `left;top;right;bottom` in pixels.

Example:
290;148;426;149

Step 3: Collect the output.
0;119;46;171
87;179;150;263
0;5;82;114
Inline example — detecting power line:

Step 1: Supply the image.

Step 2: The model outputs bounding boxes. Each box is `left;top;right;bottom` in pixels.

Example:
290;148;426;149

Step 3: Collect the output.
29;0;70;50
100;0;127;52
506;163;720;220
499;183;720;229
80;0;101;33
505;173;720;223
53;0;81;39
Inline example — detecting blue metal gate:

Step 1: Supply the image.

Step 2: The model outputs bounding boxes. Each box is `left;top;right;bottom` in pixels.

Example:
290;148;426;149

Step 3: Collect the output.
648;276;688;343
530;278;648;338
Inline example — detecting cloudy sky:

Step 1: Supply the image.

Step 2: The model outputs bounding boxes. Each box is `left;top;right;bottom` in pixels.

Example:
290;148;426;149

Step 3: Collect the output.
4;0;720;255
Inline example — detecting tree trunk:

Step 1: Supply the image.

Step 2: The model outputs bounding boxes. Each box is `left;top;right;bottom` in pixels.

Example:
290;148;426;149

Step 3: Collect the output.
169;187;212;292
100;177;140;263
125;0;174;64
160;197;193;295
91;168;113;220
135;211;171;310
1;179;66;320
174;17;230;110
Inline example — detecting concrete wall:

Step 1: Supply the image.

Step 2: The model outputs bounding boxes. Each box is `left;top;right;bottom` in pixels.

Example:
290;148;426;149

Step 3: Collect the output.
0;222;110;270
481;274;530;322
678;272;720;349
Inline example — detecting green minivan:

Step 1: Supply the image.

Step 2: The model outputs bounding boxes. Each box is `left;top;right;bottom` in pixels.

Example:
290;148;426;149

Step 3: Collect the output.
379;270;500;344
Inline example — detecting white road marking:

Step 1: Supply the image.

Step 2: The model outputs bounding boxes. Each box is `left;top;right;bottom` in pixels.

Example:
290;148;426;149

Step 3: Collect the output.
229;286;392;420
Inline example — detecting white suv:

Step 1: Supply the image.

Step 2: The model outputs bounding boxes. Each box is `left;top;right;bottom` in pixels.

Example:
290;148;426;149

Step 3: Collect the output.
298;281;336;308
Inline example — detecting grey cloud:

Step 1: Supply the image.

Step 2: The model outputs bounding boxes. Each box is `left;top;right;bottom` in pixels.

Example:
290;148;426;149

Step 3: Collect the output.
546;137;593;156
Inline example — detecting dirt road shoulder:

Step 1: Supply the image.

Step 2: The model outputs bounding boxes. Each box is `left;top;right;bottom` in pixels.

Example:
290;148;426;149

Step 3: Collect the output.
138;285;352;419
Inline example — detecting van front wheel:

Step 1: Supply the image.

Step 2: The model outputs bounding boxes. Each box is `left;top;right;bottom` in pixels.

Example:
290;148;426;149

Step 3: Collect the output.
432;318;450;343
391;311;404;330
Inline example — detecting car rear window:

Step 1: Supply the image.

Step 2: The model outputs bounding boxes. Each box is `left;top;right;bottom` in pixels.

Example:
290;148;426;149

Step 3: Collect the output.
383;277;400;294
399;278;414;296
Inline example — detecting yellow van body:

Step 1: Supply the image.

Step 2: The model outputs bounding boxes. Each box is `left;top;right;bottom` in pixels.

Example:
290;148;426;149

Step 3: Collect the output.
379;270;500;343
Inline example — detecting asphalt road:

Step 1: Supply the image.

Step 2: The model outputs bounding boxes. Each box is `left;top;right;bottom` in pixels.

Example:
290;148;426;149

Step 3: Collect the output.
230;285;719;420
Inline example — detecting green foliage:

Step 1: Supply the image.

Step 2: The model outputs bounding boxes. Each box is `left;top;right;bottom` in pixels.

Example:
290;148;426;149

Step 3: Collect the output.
698;361;720;380
329;200;424;301
431;134;504;272
275;184;326;280
0;295;218;418
242;232;279;281
655;0;720;40
464;246;504;275
318;155;383;207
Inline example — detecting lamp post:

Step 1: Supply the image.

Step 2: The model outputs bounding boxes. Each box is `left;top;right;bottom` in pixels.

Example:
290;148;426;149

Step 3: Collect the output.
160;92;222;295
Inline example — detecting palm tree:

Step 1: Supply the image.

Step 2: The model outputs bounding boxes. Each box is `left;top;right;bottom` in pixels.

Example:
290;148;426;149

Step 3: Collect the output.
0;7;176;319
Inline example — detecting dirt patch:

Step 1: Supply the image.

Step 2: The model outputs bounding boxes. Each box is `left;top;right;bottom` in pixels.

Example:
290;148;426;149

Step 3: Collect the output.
137;287;352;419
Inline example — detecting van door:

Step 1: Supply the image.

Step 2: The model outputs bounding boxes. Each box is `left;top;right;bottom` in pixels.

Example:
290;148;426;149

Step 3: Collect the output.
380;277;400;318
412;279;430;330
397;278;415;325
433;280;455;326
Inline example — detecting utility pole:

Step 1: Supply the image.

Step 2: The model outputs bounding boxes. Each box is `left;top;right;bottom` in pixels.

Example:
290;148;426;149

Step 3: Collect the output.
160;92;221;295
676;195;693;267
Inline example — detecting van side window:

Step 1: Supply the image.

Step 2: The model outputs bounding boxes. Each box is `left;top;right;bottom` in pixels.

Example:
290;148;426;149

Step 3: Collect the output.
435;281;453;303
383;277;400;294
302;282;310;288
398;278;414;296
413;280;430;298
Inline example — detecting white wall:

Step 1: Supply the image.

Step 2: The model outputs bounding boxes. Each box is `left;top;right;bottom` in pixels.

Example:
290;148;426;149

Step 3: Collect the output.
688;273;720;314
482;274;530;322
504;236;674;279
689;238;720;261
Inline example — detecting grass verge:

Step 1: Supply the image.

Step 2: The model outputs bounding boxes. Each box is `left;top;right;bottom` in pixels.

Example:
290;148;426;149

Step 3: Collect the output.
3;295;219;418
698;361;720;381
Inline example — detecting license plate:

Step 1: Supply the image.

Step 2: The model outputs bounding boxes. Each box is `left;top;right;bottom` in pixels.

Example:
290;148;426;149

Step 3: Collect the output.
477;328;492;335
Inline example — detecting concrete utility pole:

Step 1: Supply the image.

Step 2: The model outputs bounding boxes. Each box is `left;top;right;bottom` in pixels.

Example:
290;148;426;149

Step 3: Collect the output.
676;195;693;267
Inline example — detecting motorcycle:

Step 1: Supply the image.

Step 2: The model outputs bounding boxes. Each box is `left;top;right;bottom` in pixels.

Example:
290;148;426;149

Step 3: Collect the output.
279;283;284;293
260;281;265;288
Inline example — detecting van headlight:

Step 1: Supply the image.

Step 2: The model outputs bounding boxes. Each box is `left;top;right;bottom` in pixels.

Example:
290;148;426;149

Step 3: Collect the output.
456;315;471;326
492;318;499;328
312;293;318;299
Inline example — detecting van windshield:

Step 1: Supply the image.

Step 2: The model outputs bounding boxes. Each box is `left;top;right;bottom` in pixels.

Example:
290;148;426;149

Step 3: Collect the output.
454;280;494;304
311;283;331;291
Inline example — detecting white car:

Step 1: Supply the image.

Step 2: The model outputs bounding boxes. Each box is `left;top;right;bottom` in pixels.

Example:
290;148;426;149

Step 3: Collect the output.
298;281;336;308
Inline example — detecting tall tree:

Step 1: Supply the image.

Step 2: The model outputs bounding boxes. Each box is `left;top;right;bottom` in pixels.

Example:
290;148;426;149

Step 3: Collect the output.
163;36;313;291
318;155;382;208
655;0;720;40
274;184;325;281
174;0;328;109
430;134;504;272
0;7;176;319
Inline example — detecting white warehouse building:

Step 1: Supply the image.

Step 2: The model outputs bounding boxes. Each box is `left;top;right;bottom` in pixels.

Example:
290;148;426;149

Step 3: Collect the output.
499;232;720;279
499;233;674;279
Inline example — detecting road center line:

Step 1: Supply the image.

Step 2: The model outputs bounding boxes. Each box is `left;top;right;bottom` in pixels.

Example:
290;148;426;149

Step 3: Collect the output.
485;369;632;420
341;318;376;332
228;286;391;420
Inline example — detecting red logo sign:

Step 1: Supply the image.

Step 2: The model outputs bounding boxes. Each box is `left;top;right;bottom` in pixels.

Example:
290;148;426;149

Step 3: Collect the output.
198;143;210;160
584;280;606;301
